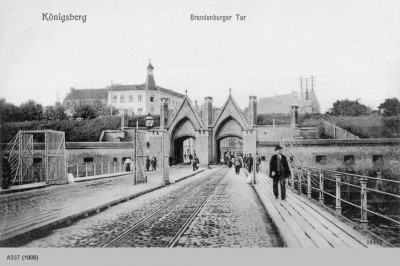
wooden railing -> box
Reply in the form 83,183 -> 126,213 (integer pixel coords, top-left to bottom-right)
322,120 -> 359,140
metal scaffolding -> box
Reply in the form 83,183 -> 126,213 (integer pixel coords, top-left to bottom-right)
4,130 -> 67,185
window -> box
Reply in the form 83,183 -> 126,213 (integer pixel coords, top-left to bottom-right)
113,158 -> 118,162
84,157 -> 93,163
128,95 -> 133,102
150,96 -> 154,102
373,155 -> 383,162
290,156 -> 295,162
146,141 -> 150,149
33,158 -> 42,164
316,155 -> 326,164
138,94 -> 142,102
261,156 -> 266,161
112,95 -> 117,103
138,108 -> 142,115
120,95 -> 125,103
344,155 -> 355,164
373,155 -> 383,166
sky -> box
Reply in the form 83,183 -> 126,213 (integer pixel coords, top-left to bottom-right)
0,0 -> 399,113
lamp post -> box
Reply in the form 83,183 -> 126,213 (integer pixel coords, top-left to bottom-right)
144,113 -> 154,129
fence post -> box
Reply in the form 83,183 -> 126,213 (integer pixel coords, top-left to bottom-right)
101,162 -> 103,175
113,162 -> 116,173
94,163 -> 96,176
298,168 -> 302,195
85,163 -> 88,177
333,124 -> 336,139
319,170 -> 324,205
108,162 -> 110,174
119,161 -> 121,172
335,173 -> 342,216
76,164 -> 79,178
360,178 -> 368,230
290,168 -> 294,188
307,170 -> 311,199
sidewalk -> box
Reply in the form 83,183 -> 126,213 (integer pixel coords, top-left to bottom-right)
0,164 -> 188,195
251,170 -> 381,247
0,166 -> 208,246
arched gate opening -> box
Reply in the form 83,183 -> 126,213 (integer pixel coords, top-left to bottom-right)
217,135 -> 243,165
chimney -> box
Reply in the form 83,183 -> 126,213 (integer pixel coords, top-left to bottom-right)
248,96 -> 257,126
160,98 -> 169,129
290,106 -> 299,127
204,96 -> 213,126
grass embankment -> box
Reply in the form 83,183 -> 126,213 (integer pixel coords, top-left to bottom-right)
1,115 -> 161,143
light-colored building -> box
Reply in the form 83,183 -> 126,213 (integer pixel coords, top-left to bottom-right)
258,88 -> 320,114
62,63 -> 185,116
107,63 -> 184,115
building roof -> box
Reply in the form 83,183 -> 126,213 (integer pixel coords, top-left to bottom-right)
109,84 -> 184,98
64,88 -> 108,101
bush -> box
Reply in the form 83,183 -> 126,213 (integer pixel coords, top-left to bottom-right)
300,114 -> 400,139
1,115 -> 163,143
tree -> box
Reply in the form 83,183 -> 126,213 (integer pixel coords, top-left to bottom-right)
378,98 -> 400,116
43,105 -> 69,120
92,100 -> 112,117
328,99 -> 371,116
19,100 -> 44,121
0,98 -> 21,122
73,103 -> 98,120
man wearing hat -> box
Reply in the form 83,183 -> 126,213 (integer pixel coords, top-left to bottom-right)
269,145 -> 291,200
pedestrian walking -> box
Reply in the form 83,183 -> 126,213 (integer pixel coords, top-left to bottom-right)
234,155 -> 241,175
256,153 -> 261,173
152,156 -> 157,171
269,145 -> 291,200
169,155 -> 173,167
192,156 -> 199,171
189,154 -> 193,163
145,156 -> 150,172
247,153 -> 253,173
124,157 -> 132,172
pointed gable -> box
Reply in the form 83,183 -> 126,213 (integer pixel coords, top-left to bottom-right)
212,95 -> 251,132
168,96 -> 205,133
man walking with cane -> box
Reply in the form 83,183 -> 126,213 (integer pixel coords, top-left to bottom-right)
269,145 -> 291,200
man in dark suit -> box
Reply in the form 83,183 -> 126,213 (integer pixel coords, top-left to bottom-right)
269,145 -> 291,200
247,153 -> 253,173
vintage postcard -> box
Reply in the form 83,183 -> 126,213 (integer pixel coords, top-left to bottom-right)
0,0 -> 399,265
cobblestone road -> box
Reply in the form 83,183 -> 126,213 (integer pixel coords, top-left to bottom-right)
21,168 -> 222,247
20,167 -> 283,248
175,168 -> 284,247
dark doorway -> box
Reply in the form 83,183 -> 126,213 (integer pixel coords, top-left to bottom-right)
172,136 -> 195,165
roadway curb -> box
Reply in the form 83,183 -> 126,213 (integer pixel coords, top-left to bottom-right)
0,168 -> 208,247
0,184 -> 50,195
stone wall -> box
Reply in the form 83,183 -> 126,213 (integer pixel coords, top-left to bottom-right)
257,139 -> 400,173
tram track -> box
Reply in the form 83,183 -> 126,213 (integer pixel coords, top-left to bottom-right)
103,167 -> 228,248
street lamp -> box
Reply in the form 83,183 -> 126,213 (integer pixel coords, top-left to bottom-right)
144,113 -> 154,129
